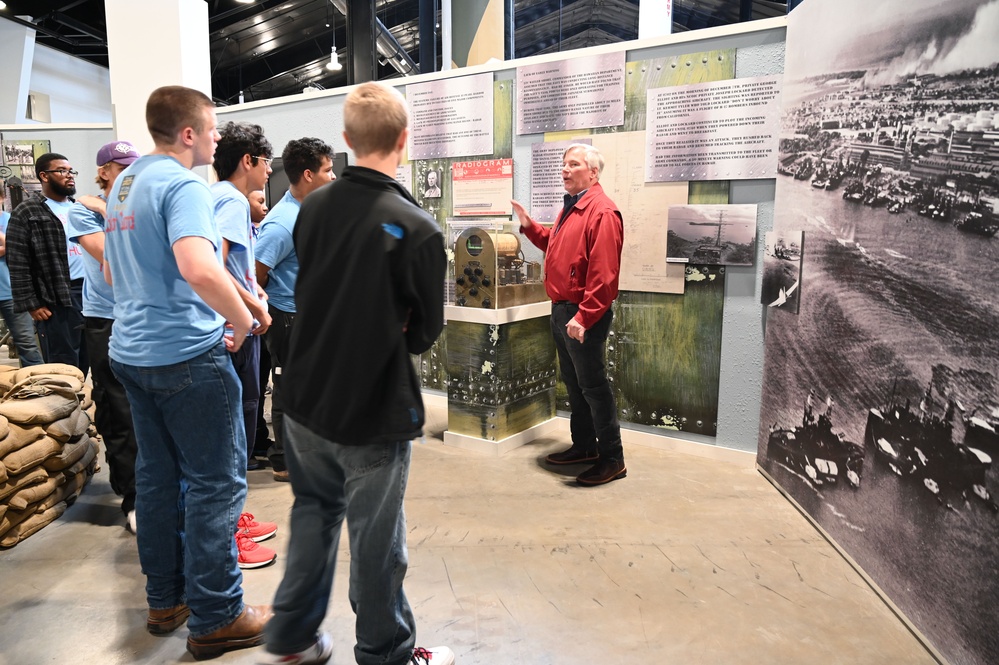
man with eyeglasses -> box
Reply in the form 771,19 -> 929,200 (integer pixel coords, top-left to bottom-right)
6,152 -> 89,373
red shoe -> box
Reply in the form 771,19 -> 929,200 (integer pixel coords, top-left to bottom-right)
237,512 -> 277,542
237,532 -> 277,569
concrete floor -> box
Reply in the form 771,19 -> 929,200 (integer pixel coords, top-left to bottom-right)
0,398 -> 936,665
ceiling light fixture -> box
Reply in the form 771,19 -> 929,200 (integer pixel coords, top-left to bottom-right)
326,2 -> 342,71
236,0 -> 255,5
0,2 -> 8,9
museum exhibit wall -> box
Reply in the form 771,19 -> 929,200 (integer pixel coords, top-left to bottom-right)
757,0 -> 999,663
217,20 -> 787,455
0,18 -> 786,456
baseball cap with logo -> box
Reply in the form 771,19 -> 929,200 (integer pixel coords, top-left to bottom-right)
96,141 -> 140,166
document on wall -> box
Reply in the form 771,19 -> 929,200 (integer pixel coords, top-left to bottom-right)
529,139 -> 592,223
590,131 -> 689,294
516,52 -> 625,135
646,75 -> 782,182
407,73 -> 494,159
451,159 -> 514,216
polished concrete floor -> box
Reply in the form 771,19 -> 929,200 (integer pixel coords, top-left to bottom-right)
0,398 -> 936,665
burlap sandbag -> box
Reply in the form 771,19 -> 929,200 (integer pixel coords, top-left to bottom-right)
0,460 -> 7,484
0,366 -> 19,394
0,376 -> 81,425
0,425 -> 46,458
37,469 -> 86,512
45,407 -> 91,443
2,435 -> 63,475
43,436 -> 91,472
0,500 -> 37,536
0,413 -> 9,440
6,475 -> 62,511
11,364 -> 85,385
0,503 -> 7,521
0,502 -> 67,548
63,437 -> 98,477
0,464 -> 48,502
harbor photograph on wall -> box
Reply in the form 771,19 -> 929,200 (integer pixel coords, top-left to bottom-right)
757,1 -> 999,664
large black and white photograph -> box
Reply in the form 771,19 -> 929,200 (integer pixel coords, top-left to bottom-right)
758,1 -> 999,664
665,203 -> 757,265
2,142 -> 35,165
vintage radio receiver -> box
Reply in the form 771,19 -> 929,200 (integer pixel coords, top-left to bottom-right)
453,227 -> 546,309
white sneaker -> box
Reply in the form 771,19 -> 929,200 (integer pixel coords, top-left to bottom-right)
269,632 -> 333,664
126,510 -> 137,535
411,646 -> 455,665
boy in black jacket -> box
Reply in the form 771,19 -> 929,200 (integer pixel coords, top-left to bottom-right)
264,82 -> 452,665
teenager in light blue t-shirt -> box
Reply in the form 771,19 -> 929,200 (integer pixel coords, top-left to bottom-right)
102,86 -> 270,657
253,137 -> 336,481
66,139 -> 142,532
210,120 -> 273,474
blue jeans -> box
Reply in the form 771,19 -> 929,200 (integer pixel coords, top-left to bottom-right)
265,416 -> 416,664
111,343 -> 247,637
0,299 -> 43,366
35,281 -> 88,376
551,302 -> 624,461
229,334 -> 260,463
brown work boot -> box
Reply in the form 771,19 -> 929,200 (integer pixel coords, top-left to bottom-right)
186,604 -> 272,660
147,603 -> 190,635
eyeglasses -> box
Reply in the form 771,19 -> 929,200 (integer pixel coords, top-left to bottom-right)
41,168 -> 78,177
252,156 -> 273,166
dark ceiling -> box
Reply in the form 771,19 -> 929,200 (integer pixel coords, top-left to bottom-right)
0,0 -> 787,105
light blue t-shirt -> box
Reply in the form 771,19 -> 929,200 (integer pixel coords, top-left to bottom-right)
211,180 -> 259,297
255,189 -> 300,313
104,154 -> 224,366
0,211 -> 12,301
66,197 -> 115,319
45,198 -> 86,280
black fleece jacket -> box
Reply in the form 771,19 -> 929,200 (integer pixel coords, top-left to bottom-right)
282,165 -> 446,445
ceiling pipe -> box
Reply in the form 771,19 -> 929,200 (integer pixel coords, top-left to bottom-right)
329,0 -> 417,76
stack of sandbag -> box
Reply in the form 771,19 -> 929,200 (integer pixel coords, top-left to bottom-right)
0,364 -> 99,548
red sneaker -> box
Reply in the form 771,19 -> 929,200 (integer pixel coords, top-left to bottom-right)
237,532 -> 277,569
237,512 -> 277,542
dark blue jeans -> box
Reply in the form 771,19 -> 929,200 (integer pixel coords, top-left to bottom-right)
265,305 -> 294,472
265,417 -> 416,664
0,298 -> 43,366
35,281 -> 88,376
111,343 -> 247,637
551,302 -> 623,461
229,333 -> 261,463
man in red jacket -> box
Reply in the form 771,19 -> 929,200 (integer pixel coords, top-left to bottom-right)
511,143 -> 626,486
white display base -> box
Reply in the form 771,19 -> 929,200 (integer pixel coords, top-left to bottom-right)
443,417 -> 559,456
444,300 -> 551,325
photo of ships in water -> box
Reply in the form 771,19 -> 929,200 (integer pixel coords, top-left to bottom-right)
757,1 -> 999,664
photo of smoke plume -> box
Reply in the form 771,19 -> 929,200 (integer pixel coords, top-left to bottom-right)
665,203 -> 757,266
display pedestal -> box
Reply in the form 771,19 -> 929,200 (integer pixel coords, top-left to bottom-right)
444,302 -> 556,454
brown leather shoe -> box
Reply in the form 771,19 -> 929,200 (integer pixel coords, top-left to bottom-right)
545,447 -> 599,465
147,604 -> 190,635
186,604 -> 273,660
273,470 -> 290,482
576,459 -> 627,486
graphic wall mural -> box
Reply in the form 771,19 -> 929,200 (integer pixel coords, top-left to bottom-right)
758,1 -> 999,663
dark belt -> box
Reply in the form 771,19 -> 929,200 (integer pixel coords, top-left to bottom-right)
70,278 -> 85,287
553,300 -> 577,306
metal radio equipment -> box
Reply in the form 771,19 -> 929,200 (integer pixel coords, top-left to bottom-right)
454,227 -> 545,308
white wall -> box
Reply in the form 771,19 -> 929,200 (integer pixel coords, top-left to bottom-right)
29,44 -> 113,124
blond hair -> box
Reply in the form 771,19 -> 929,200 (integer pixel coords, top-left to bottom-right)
344,82 -> 408,157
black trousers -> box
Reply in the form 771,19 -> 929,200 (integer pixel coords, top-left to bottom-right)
85,316 -> 137,514
265,305 -> 295,473
550,302 -> 624,461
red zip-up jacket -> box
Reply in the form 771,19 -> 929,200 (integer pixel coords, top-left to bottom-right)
521,182 -> 623,330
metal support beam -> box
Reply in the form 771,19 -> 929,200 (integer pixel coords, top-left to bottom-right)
740,0 -> 753,21
418,0 -> 436,74
504,0 -> 514,60
346,0 -> 378,84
